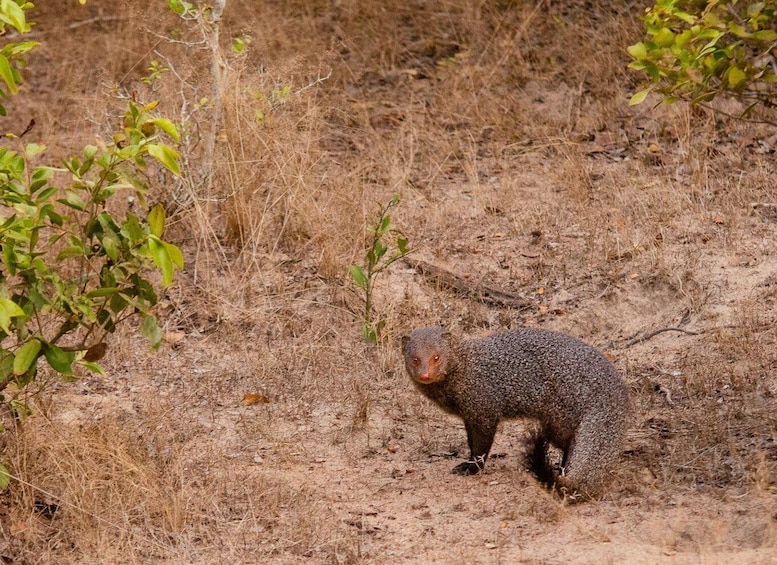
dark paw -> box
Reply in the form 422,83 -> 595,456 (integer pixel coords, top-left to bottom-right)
451,455 -> 486,475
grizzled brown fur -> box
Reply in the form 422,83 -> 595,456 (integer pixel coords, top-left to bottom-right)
402,326 -> 630,499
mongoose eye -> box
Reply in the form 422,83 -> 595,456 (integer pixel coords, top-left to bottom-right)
411,357 -> 421,366
432,354 -> 440,363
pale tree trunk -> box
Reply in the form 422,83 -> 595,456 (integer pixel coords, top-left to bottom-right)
203,0 -> 226,196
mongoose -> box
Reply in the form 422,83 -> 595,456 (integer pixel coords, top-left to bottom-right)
401,326 -> 629,498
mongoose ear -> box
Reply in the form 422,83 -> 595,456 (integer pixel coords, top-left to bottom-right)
440,331 -> 453,342
401,335 -> 410,351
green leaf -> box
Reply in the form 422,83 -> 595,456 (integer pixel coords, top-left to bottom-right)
0,298 -> 25,319
148,237 -> 174,287
77,360 -> 106,376
146,143 -> 181,176
116,292 -> 147,315
12,201 -> 37,216
6,41 -> 38,57
150,118 -> 180,142
43,343 -> 75,376
57,245 -> 87,260
751,30 -> 777,42
60,190 -> 86,211
349,265 -> 367,289
35,186 -> 57,202
653,27 -> 675,48
162,240 -> 184,269
374,240 -> 387,262
627,42 -> 648,60
96,309 -> 115,333
102,231 -> 120,261
96,211 -> 120,233
629,88 -> 652,105
86,287 -> 121,299
13,339 -> 41,376
24,143 -> 45,159
147,203 -> 165,237
140,315 -> 162,349
109,292 -> 129,313
0,351 -> 14,381
378,213 -> 392,234
691,91 -> 716,104
130,274 -> 158,305
81,144 -> 96,160
0,55 -> 18,94
40,204 -> 65,226
1,246 -> 14,278
728,24 -> 751,39
0,462 -> 9,489
1,0 -> 29,33
0,298 -> 25,334
726,65 -> 747,89
168,0 -> 186,15
397,237 -> 409,255
121,213 -> 145,244
675,10 -> 696,25
675,30 -> 692,49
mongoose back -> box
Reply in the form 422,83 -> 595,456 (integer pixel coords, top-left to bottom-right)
401,326 -> 630,498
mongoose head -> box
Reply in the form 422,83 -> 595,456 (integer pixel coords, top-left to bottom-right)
401,326 -> 455,385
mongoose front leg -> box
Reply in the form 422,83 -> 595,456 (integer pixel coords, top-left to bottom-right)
452,419 -> 498,475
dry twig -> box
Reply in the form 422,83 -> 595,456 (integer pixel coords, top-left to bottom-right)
623,327 -> 701,348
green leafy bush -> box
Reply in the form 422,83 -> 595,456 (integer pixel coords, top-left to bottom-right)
0,100 -> 184,398
0,1 -> 183,412
628,0 -> 777,115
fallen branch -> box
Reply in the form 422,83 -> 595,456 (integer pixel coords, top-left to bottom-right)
404,257 -> 531,309
623,327 -> 701,348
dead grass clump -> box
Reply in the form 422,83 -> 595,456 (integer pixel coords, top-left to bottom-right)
217,65 -> 330,251
2,417 -> 187,562
630,303 -> 777,493
0,411 -> 362,563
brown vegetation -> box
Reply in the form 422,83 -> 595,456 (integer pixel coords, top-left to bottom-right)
1,0 -> 776,563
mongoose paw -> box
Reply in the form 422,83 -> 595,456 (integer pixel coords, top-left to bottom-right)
451,455 -> 486,475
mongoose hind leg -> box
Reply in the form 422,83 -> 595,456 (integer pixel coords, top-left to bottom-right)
452,418 -> 498,475
525,429 -> 557,487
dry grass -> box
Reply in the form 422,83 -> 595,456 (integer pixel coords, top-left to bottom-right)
1,0 -> 776,562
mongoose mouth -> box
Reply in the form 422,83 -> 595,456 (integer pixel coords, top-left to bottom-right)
416,374 -> 437,384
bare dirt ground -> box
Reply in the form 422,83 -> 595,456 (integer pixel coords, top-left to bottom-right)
1,1 -> 776,563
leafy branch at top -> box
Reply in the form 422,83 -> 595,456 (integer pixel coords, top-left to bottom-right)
628,0 -> 777,121
0,0 -> 38,117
